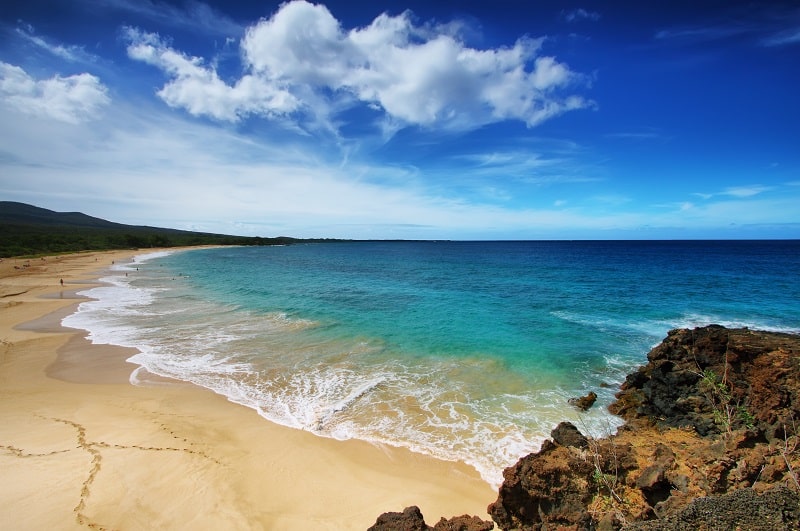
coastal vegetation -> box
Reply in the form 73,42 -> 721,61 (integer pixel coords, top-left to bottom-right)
0,201 -> 332,257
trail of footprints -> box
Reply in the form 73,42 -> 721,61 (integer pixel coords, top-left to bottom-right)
0,444 -> 71,458
1,416 -> 222,529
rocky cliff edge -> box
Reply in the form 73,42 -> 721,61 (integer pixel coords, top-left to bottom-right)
370,325 -> 800,530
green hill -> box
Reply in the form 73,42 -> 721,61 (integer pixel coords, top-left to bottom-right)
0,201 -> 299,257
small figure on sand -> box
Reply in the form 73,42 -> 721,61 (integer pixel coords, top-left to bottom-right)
60,278 -> 64,286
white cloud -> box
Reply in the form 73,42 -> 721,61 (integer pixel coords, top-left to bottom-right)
562,9 -> 601,23
0,62 -> 109,123
606,129 -> 663,141
128,0 -> 591,131
694,185 -> 772,200
89,0 -> 242,37
654,25 -> 746,42
654,5 -> 800,49
123,27 -> 299,121
242,1 -> 351,86
722,185 -> 771,197
762,28 -> 800,47
15,23 -> 96,63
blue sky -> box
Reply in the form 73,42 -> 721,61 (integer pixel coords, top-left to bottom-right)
1,0 -> 798,239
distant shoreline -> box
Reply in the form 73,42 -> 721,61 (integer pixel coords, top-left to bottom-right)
4,201 -> 798,259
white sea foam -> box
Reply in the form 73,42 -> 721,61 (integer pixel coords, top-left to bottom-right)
129,250 -> 176,264
552,309 -> 800,340
668,313 -> 800,334
123,331 -> 571,486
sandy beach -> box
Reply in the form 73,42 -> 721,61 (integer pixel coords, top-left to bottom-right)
0,249 -> 494,530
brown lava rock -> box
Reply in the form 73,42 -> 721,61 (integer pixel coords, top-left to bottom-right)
368,507 -> 494,531
487,326 -> 800,530
372,326 -> 800,531
569,391 -> 598,411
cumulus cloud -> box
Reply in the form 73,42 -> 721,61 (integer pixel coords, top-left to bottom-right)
123,27 -> 299,121
127,0 -> 590,131
0,62 -> 109,123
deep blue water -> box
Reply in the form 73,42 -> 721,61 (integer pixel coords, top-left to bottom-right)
64,240 -> 800,486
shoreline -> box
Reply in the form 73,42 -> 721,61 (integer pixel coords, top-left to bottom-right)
0,248 -> 494,530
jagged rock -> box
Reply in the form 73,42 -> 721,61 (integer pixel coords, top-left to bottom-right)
551,421 -> 589,449
487,437 -> 596,530
569,391 -> 598,411
368,506 -> 430,531
488,326 -> 800,530
432,514 -> 494,530
487,430 -> 643,529
635,444 -> 675,510
368,508 -> 494,531
609,326 -> 800,438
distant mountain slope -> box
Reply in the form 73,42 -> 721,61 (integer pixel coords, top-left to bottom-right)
0,201 -> 301,257
0,201 -> 131,229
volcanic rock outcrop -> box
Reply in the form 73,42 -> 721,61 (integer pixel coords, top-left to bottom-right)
488,326 -> 800,530
372,326 -> 800,530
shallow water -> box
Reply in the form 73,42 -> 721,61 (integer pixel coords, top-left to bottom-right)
63,240 -> 800,486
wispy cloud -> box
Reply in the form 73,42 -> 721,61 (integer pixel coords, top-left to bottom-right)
694,185 -> 773,200
460,151 -> 555,170
454,149 -> 599,185
562,9 -> 601,23
124,0 -> 592,134
83,0 -> 242,37
445,143 -> 604,199
722,185 -> 772,198
15,23 -> 97,63
654,5 -> 800,49
0,95 -> 644,239
0,98 -> 595,238
654,24 -> 749,43
4,90 -> 797,239
590,194 -> 632,207
605,128 -> 664,141
761,27 -> 800,47
0,62 -> 110,123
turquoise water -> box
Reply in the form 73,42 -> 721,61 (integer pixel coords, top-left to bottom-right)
64,241 -> 800,486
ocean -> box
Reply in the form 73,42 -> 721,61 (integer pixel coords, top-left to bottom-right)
63,240 -> 800,486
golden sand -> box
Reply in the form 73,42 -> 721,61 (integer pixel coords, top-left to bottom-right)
0,249 -> 494,530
